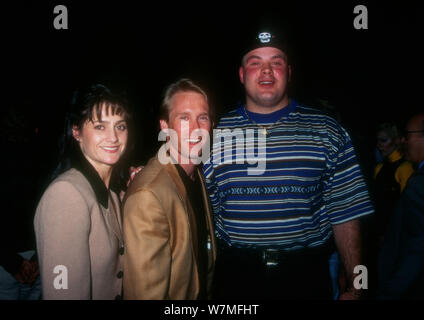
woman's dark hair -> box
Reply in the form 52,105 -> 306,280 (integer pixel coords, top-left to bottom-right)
51,84 -> 133,189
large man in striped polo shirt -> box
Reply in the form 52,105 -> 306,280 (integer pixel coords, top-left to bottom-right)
203,29 -> 373,299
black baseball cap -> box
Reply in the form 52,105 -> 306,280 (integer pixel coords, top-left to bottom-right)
240,29 -> 291,62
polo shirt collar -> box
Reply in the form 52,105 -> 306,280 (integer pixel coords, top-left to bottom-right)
240,98 -> 297,124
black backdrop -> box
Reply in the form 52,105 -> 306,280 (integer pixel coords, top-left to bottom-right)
2,1 -> 422,184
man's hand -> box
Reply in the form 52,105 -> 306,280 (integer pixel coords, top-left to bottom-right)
14,259 -> 39,285
339,287 -> 362,300
120,166 -> 145,201
127,166 -> 144,187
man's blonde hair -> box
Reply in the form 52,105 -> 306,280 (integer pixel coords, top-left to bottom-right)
159,78 -> 212,121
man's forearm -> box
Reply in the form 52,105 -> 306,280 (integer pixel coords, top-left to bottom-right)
332,219 -> 362,292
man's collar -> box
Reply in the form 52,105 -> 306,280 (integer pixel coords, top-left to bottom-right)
167,149 -> 198,179
175,163 -> 199,186
240,98 -> 297,123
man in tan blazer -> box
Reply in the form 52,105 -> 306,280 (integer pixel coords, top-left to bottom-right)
123,79 -> 216,299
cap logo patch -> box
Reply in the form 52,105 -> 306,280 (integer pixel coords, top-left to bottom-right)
258,32 -> 271,43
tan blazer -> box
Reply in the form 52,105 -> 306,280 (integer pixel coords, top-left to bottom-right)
34,168 -> 124,300
122,154 -> 216,300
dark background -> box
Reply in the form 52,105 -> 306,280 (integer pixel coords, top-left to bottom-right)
2,1 -> 422,187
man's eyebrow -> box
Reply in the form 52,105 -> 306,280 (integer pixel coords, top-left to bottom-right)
245,54 -> 286,64
245,55 -> 262,63
271,54 -> 286,60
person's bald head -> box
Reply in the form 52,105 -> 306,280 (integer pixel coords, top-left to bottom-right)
404,113 -> 424,165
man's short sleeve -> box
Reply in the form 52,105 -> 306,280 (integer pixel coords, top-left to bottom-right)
324,126 -> 374,224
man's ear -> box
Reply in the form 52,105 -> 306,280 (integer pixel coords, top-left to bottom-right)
239,66 -> 245,84
159,119 -> 169,130
72,125 -> 81,142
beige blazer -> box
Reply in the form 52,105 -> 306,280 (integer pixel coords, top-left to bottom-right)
34,168 -> 124,299
122,154 -> 216,300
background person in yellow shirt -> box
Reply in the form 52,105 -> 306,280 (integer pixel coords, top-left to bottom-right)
374,123 -> 414,196
366,122 -> 414,297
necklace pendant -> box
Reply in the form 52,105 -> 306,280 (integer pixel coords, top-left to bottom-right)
263,128 -> 267,136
